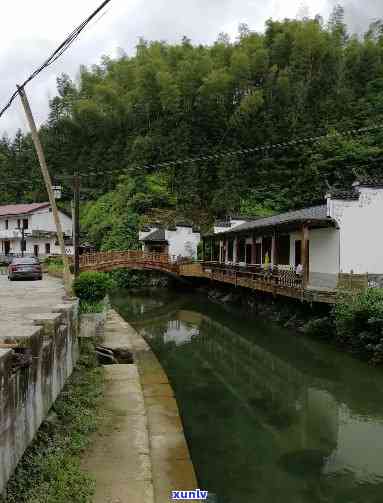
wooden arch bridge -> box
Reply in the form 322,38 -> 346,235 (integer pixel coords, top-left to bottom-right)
79,250 -> 337,304
79,251 -> 180,276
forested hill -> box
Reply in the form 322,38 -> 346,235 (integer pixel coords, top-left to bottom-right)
2,7 -> 383,249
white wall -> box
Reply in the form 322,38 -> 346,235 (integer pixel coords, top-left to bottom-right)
340,188 -> 383,274
289,228 -> 339,274
30,208 -> 72,236
309,228 -> 340,274
165,226 -> 200,259
0,237 -> 73,257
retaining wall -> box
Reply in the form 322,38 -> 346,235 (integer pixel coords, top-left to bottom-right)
0,299 -> 79,495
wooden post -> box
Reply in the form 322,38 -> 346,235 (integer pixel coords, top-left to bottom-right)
272,232 -> 278,267
18,86 -> 72,296
301,224 -> 310,287
252,234 -> 256,264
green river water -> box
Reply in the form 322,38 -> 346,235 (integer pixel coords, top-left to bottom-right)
111,288 -> 383,503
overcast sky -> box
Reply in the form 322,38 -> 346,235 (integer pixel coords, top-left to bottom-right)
1,0 -> 382,137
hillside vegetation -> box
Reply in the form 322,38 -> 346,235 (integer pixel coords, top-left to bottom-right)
2,6 -> 383,249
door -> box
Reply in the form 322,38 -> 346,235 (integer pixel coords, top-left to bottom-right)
34,245 -> 39,257
4,241 -> 10,255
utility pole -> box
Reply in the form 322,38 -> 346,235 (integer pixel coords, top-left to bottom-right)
18,86 -> 72,296
73,175 -> 80,277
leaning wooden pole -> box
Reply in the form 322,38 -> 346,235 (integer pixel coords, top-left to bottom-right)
18,85 -> 72,296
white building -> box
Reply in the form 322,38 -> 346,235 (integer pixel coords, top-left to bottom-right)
205,179 -> 383,289
0,202 -> 73,259
139,224 -> 201,260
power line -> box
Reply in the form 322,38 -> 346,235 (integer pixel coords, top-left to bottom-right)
142,121 -> 383,170
0,0 -> 113,120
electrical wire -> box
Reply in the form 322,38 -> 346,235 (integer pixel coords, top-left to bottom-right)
0,0 -> 113,120
141,122 -> 383,170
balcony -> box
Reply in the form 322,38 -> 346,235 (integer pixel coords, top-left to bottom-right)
0,229 -> 31,239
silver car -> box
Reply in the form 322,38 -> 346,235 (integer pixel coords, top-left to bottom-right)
8,257 -> 43,281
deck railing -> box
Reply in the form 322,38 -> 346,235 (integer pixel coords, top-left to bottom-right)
202,262 -> 303,289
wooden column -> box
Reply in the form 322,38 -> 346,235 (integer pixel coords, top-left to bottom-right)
252,234 -> 256,264
301,224 -> 310,287
272,232 -> 278,266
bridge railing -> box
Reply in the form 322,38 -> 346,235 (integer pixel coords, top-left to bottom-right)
79,250 -> 176,270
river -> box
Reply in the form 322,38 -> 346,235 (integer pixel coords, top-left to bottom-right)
111,288 -> 383,503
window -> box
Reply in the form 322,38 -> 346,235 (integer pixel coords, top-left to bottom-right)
17,219 -> 21,229
23,219 -> 28,229
45,243 -> 51,255
5,220 -> 8,230
20,240 -> 26,252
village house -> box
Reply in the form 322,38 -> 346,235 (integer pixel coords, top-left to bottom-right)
139,224 -> 200,260
202,179 -> 383,291
0,202 -> 73,259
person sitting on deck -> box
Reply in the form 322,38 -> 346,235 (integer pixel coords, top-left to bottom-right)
263,252 -> 271,277
296,263 -> 303,276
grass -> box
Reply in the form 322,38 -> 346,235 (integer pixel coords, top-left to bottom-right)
79,300 -> 105,314
1,340 -> 104,503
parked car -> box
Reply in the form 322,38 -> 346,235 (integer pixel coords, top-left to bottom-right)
8,257 -> 43,281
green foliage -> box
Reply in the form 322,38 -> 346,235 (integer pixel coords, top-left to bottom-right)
109,268 -> 168,288
73,272 -> 115,302
3,12 -> 383,230
1,340 -> 104,503
334,289 -> 383,363
79,301 -> 105,314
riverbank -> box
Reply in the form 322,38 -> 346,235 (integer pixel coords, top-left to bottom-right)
82,309 -> 199,502
202,282 -> 383,365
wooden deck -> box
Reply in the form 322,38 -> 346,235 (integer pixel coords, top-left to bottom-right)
180,261 -> 337,304
79,251 -> 337,304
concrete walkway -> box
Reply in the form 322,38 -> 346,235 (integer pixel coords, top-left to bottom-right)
0,275 -> 66,339
82,310 -> 199,503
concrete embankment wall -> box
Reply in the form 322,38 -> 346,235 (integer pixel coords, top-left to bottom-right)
0,299 -> 79,495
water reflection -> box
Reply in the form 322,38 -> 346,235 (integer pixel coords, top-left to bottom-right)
112,290 -> 383,503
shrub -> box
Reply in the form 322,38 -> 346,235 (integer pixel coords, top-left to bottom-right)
303,317 -> 335,339
73,272 -> 114,302
334,288 -> 383,362
79,301 -> 104,314
109,268 -> 168,289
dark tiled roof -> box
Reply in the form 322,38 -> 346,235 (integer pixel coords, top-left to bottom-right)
355,176 -> 383,188
219,205 -> 330,235
329,188 -> 359,200
0,202 -> 50,217
140,228 -> 167,242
